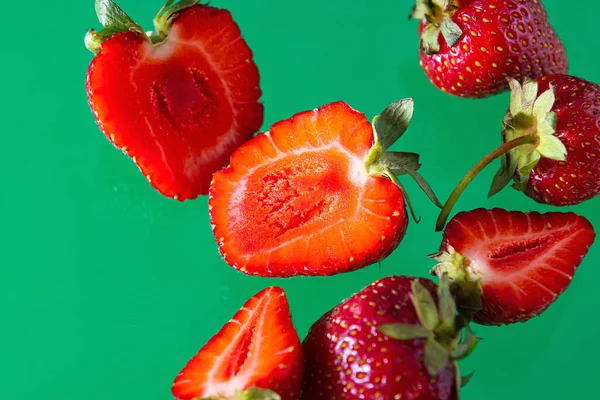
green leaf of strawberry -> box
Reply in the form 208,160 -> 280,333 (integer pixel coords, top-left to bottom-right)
95,0 -> 140,31
85,0 -> 144,53
373,98 -> 414,150
378,323 -> 430,340
154,0 -> 200,40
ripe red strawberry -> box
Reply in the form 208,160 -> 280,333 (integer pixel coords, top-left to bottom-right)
172,286 -> 303,400
493,74 -> 600,205
301,275 -> 478,399
431,208 -> 596,325
411,0 -> 568,98
436,75 -> 600,230
85,0 -> 263,200
209,99 -> 442,277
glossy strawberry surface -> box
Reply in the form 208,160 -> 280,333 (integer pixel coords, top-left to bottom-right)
521,75 -> 600,205
416,0 -> 567,98
301,276 -> 457,400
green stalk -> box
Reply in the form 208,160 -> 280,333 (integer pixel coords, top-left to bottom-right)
435,134 -> 539,231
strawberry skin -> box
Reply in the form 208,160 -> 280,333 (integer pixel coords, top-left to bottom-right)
86,3 -> 263,200
209,101 -> 411,278
517,75 -> 600,205
412,0 -> 568,98
301,276 -> 458,400
172,286 -> 303,400
433,208 -> 596,325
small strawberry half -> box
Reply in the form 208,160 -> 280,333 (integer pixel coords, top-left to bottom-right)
172,287 -> 303,400
436,75 -> 600,230
301,275 -> 479,399
410,0 -> 568,98
85,0 -> 263,200
431,208 -> 596,325
209,99 -> 441,277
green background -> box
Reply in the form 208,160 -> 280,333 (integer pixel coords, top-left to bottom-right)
2,0 -> 598,398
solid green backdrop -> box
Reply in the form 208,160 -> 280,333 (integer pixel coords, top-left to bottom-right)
1,0 -> 598,398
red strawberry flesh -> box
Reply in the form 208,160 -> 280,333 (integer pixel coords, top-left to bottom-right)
87,4 -> 263,200
209,101 -> 408,277
434,208 -> 596,325
172,287 -> 303,400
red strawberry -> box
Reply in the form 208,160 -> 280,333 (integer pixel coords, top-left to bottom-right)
172,286 -> 303,400
85,0 -> 263,200
493,75 -> 600,205
431,208 -> 596,325
436,75 -> 600,230
209,99 -> 441,277
411,0 -> 568,98
301,275 -> 478,399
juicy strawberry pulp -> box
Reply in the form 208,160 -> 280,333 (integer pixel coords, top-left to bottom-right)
87,5 -> 263,200
172,287 -> 303,400
437,208 -> 596,325
522,75 -> 600,205
301,276 -> 457,400
419,0 -> 567,98
209,102 -> 408,277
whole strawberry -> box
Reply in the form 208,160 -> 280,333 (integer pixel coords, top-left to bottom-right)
411,0 -> 568,98
492,75 -> 600,205
301,275 -> 478,399
436,75 -> 600,230
431,208 -> 596,325
85,0 -> 263,200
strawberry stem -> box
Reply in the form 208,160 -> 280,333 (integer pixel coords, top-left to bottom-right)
435,134 -> 539,231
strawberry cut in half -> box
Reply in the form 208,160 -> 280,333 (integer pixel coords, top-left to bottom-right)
431,208 -> 596,325
209,100 -> 442,277
172,286 -> 303,400
85,0 -> 263,200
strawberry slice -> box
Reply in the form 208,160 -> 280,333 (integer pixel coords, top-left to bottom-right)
85,0 -> 263,200
431,208 -> 596,325
209,100 -> 441,277
172,287 -> 303,400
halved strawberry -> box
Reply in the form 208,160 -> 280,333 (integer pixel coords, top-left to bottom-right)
85,0 -> 263,200
431,208 -> 596,325
171,287 -> 303,400
209,100 -> 441,277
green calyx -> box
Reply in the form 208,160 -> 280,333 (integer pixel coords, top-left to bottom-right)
154,0 -> 200,41
489,78 -> 567,196
410,0 -> 463,55
85,0 -> 200,54
365,99 -> 443,222
198,388 -> 281,400
434,77 -> 567,232
378,274 -> 480,383
429,249 -> 483,316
